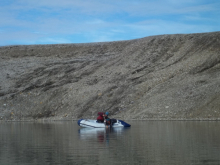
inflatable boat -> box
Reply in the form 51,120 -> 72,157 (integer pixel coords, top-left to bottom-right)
77,119 -> 131,128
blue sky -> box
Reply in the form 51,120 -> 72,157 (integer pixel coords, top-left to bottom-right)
0,0 -> 219,46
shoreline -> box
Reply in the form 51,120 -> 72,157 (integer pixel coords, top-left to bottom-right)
1,118 -> 220,122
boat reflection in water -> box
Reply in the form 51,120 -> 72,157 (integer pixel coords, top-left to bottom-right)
78,127 -> 130,144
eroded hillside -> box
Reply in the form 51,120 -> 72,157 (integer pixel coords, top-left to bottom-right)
0,32 -> 220,120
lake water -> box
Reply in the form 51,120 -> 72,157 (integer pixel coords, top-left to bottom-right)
0,121 -> 220,165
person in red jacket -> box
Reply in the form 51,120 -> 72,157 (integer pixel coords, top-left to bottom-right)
97,112 -> 104,123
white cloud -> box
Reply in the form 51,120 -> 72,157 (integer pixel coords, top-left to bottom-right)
123,19 -> 217,37
110,29 -> 126,33
3,0 -> 218,18
38,37 -> 72,44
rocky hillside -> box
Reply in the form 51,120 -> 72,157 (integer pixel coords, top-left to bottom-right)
0,32 -> 220,120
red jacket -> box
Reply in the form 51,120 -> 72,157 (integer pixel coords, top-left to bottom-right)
97,112 -> 104,122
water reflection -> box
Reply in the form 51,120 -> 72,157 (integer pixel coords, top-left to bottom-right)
78,127 -> 129,144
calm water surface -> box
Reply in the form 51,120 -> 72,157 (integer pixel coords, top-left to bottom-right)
0,121 -> 220,165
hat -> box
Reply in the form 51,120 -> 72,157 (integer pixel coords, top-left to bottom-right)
105,112 -> 109,116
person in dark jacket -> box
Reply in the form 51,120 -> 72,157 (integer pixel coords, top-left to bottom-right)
104,112 -> 111,126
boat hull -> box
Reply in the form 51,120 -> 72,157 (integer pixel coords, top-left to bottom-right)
77,119 -> 131,128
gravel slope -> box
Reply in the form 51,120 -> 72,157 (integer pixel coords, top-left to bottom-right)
0,32 -> 220,120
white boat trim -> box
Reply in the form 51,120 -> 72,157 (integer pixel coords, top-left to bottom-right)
77,119 -> 131,128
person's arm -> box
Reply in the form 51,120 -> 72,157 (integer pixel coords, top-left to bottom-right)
103,114 -> 108,127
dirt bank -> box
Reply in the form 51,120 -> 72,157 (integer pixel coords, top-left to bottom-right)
0,32 -> 220,120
